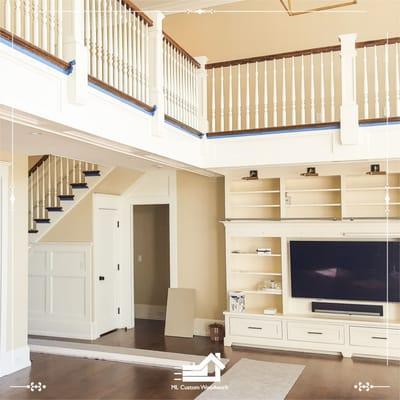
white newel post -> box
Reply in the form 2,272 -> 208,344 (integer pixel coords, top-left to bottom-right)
63,0 -> 88,104
339,33 -> 359,144
195,56 -> 209,134
148,12 -> 165,137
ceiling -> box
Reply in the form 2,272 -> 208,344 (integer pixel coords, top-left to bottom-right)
135,0 -> 244,13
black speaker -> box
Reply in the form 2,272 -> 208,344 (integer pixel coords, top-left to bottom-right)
311,302 -> 383,317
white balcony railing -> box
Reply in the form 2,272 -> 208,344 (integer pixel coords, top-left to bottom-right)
0,1 -> 399,138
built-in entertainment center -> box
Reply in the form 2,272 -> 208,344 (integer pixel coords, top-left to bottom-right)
223,162 -> 400,359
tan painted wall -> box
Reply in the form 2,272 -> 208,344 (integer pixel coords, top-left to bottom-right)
42,168 -> 142,242
165,0 -> 400,63
176,171 -> 226,320
134,205 -> 170,306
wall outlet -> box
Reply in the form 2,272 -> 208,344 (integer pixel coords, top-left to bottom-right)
137,255 -> 143,263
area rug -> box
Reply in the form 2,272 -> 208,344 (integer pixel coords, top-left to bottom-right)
196,358 -> 304,400
29,338 -> 228,370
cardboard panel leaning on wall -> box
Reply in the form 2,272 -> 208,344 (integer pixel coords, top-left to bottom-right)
176,171 -> 226,321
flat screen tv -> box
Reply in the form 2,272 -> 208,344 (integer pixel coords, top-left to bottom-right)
290,241 -> 400,302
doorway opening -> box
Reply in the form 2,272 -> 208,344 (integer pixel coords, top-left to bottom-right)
133,204 -> 170,330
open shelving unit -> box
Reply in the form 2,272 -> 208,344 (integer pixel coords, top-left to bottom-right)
227,178 -> 281,219
228,236 -> 283,314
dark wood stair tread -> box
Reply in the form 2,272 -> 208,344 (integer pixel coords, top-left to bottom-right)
83,170 -> 101,177
34,218 -> 50,223
46,207 -> 63,212
70,183 -> 88,189
58,194 -> 74,201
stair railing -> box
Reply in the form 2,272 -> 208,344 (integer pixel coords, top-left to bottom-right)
28,155 -> 97,232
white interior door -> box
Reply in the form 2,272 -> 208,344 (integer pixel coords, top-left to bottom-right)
94,195 -> 119,336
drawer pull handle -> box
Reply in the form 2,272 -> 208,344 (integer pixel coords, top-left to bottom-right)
248,326 -> 262,330
371,336 -> 387,340
307,331 -> 323,335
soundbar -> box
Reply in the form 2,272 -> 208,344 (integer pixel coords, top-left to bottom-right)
311,302 -> 383,317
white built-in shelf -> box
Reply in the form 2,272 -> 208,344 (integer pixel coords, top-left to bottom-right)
347,202 -> 400,206
285,188 -> 341,193
231,252 -> 281,257
286,203 -> 341,207
346,186 -> 400,192
242,289 -> 283,295
230,190 -> 280,194
233,204 -> 280,208
232,271 -> 282,276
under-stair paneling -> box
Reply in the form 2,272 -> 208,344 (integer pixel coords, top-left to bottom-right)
28,243 -> 94,339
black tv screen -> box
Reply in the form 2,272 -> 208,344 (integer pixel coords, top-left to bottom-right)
290,241 -> 400,302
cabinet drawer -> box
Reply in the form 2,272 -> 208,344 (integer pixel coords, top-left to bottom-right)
287,322 -> 344,344
230,317 -> 282,339
350,326 -> 400,349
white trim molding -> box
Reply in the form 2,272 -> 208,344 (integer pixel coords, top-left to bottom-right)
0,346 -> 31,377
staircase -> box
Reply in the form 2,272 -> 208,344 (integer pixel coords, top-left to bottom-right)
28,155 -> 110,242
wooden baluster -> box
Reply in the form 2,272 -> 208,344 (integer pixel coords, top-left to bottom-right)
301,55 -> 305,124
60,157 -> 64,195
246,63 -> 250,129
24,0 -> 31,42
127,11 -> 133,96
84,0 -> 89,66
237,64 -> 241,130
123,6 -> 128,93
132,12 -> 137,98
41,0 -> 48,52
141,20 -> 146,102
211,67 -> 216,132
96,0 -> 103,81
320,53 -> 326,122
330,51 -> 335,121
136,17 -> 141,98
4,0 -> 11,31
107,0 -> 113,86
113,1 -> 119,89
33,0 -> 39,46
220,67 -> 224,131
65,158 -> 70,194
291,56 -> 296,125
165,41 -> 169,115
56,0 -> 62,58
54,155 -> 58,206
396,43 -> 400,117
90,0 -> 96,77
49,0 -> 56,55
374,45 -> 379,118
228,65 -> 233,131
384,41 -> 390,118
177,51 -> 181,122
42,162 -> 45,217
310,53 -> 315,123
363,46 -> 369,119
29,176 -> 33,230
171,45 -> 176,119
264,61 -> 268,127
15,0 -> 22,37
255,61 -> 259,129
145,23 -> 150,103
102,0 -> 108,84
35,168 -> 39,218
282,58 -> 287,126
48,156 -> 51,207
273,59 -> 277,127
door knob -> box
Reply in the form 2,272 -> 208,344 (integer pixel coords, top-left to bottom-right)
99,276 -> 105,281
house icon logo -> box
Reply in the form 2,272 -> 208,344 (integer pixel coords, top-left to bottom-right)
174,353 -> 225,383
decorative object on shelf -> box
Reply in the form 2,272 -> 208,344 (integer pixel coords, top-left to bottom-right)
280,0 -> 357,16
209,323 -> 225,342
301,167 -> 318,177
242,170 -> 258,180
263,308 -> 277,315
256,247 -> 272,255
367,164 -> 386,175
231,250 -> 241,254
229,291 -> 245,312
258,279 -> 281,291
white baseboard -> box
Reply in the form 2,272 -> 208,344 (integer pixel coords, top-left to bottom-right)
29,318 -> 96,340
0,346 -> 31,377
135,304 -> 166,321
194,318 -> 224,337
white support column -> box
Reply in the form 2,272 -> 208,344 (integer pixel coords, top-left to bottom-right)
63,0 -> 88,104
148,12 -> 165,137
195,56 -> 209,134
339,33 -> 359,145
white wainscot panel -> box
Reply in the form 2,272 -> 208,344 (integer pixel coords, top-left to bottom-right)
28,243 -> 94,339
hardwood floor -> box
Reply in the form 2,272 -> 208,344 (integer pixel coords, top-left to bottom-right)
0,319 -> 398,399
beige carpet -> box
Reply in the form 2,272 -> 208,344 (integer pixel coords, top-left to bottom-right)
196,358 -> 304,400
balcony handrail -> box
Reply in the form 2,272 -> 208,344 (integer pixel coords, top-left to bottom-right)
356,36 -> 400,48
163,32 -> 201,68
119,0 -> 154,26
